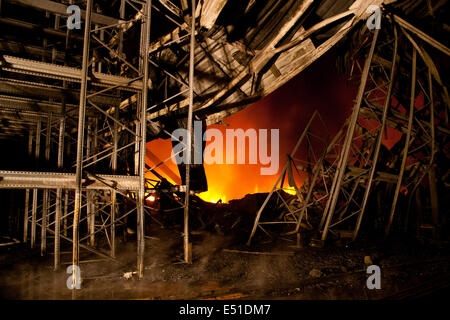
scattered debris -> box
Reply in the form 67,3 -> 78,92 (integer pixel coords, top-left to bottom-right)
364,256 -> 373,265
309,269 -> 323,278
127,228 -> 136,235
0,236 -> 20,247
123,271 -> 137,280
144,236 -> 160,240
310,238 -> 325,248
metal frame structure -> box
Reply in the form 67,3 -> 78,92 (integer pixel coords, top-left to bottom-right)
248,13 -> 450,245
320,15 -> 449,242
0,0 -> 448,290
247,110 -> 333,245
0,0 -> 198,285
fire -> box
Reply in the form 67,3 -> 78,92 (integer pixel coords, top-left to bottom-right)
283,186 -> 297,195
197,191 -> 227,204
144,106 -> 307,203
145,107 -> 285,203
125,192 -> 155,203
144,53 -> 359,203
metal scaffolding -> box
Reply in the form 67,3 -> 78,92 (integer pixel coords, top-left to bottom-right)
248,13 -> 450,245
0,0 -> 448,288
0,0 -> 198,285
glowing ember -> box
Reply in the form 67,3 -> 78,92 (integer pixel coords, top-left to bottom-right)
198,192 -> 227,204
283,186 -> 297,196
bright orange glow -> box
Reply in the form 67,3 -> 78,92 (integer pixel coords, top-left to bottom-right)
145,139 -> 181,186
126,192 -> 156,203
197,192 -> 226,203
145,112 -> 304,203
145,53 -> 358,203
283,186 -> 297,195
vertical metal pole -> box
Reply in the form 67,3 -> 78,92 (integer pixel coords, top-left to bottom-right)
183,0 -> 195,264
63,190 -> 68,237
24,129 -> 33,242
54,114 -> 65,270
72,0 -> 92,289
98,29 -> 104,72
110,0 -> 125,259
137,0 -> 152,279
61,2 -> 71,242
134,122 -> 140,176
111,106 -> 119,258
321,30 -> 379,241
42,10 -> 49,62
86,122 -> 95,246
353,28 -> 398,240
50,11 -> 64,270
41,116 -> 51,256
53,15 -> 59,64
31,121 -> 41,249
92,119 -> 98,245
385,47 -> 416,236
31,190 -> 37,248
86,123 -> 92,245
118,0 -> 125,58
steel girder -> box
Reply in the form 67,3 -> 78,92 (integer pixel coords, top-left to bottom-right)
0,170 -> 140,190
1,55 -> 143,90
